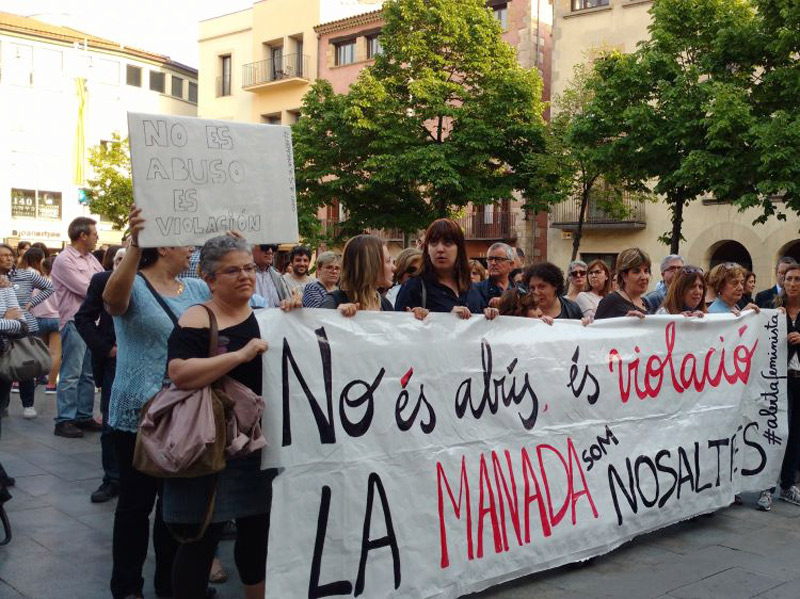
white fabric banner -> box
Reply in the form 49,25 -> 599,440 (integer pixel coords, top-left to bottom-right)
256,309 -> 787,599
127,112 -> 299,247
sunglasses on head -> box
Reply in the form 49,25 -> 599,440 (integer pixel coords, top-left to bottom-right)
515,283 -> 529,296
681,266 -> 704,275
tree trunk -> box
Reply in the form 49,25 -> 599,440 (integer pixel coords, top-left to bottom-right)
571,188 -> 591,261
669,196 -> 684,255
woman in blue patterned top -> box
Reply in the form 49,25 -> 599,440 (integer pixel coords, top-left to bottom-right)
0,244 -> 53,419
102,207 -> 210,599
302,251 -> 340,307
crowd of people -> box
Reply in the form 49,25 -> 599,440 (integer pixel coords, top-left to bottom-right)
0,212 -> 797,597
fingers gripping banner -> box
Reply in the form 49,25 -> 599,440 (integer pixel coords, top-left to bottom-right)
256,310 -> 787,599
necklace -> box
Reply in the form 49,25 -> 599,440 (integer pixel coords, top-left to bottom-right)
175,279 -> 185,295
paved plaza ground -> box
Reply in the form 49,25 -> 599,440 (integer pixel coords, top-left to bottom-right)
1,389 -> 799,599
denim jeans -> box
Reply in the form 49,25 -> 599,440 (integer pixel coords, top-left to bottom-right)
55,321 -> 95,423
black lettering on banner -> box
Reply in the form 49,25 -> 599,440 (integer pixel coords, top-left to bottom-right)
742,421 -> 767,476
581,426 -> 619,471
282,327 -> 335,446
655,449 -> 677,507
707,438 -> 729,487
340,369 -> 384,438
454,339 -> 539,430
395,379 -> 437,434
355,473 -> 401,596
608,460 -> 638,526
309,486 -> 353,598
567,346 -> 600,405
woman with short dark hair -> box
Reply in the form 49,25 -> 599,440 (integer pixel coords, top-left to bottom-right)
522,262 -> 582,320
594,248 -> 652,319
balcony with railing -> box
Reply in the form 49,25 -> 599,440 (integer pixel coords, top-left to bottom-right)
319,220 -> 404,243
456,210 -> 517,241
242,54 -> 310,91
550,195 -> 646,230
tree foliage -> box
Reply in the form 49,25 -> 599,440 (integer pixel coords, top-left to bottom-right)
86,133 -> 133,230
293,0 -> 551,239
575,0 -> 759,253
545,60 -> 649,260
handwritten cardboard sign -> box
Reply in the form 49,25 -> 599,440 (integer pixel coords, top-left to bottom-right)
127,112 -> 299,247
257,309 -> 787,599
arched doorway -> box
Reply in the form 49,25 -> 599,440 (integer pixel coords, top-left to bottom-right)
709,240 -> 752,272
779,240 -> 800,263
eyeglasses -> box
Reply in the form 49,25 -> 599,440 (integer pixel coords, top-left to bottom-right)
486,257 -> 511,263
215,263 -> 258,277
663,264 -> 683,273
569,270 -> 587,278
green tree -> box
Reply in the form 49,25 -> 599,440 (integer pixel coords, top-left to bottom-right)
293,0 -> 551,239
86,133 -> 133,230
545,61 -> 647,260
576,0 -> 758,254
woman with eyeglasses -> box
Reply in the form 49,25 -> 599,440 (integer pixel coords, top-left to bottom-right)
321,234 -> 396,315
594,248 -> 653,320
302,252 -> 341,308
522,262 -> 582,321
575,260 -> 612,319
565,260 -> 588,302
165,235 -> 291,599
706,263 -> 759,315
656,266 -> 706,317
387,248 -> 423,307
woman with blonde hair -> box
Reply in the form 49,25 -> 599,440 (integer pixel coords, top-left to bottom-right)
575,259 -> 612,319
386,248 -> 422,307
302,251 -> 341,308
595,248 -> 652,319
469,260 -> 487,283
320,234 -> 395,314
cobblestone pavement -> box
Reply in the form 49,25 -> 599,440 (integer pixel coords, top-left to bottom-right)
1,389 -> 799,599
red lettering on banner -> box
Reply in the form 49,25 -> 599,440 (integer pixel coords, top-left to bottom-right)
608,322 -> 758,403
438,439 -> 598,569
477,455 -> 502,558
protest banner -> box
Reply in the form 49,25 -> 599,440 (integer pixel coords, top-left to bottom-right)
256,309 -> 787,599
127,112 -> 299,247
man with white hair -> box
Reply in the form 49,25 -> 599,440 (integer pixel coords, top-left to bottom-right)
644,254 -> 684,311
467,242 -> 515,312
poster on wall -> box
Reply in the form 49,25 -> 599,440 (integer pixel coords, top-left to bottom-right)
256,309 -> 787,599
127,112 -> 299,247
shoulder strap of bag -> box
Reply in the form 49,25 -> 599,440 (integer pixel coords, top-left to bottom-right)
196,304 -> 219,358
138,273 -> 179,327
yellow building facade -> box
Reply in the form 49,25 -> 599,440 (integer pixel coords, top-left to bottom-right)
548,0 -> 800,288
198,0 -> 384,126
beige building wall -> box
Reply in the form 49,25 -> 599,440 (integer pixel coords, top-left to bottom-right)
0,14 -> 197,248
199,0 -> 385,126
548,0 -> 800,289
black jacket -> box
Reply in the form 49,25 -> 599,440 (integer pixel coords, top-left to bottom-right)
755,286 -> 778,309
74,270 -> 116,388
